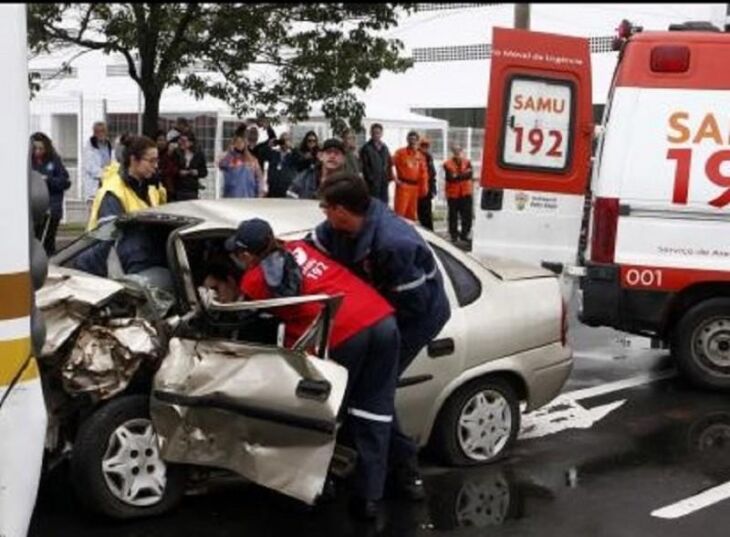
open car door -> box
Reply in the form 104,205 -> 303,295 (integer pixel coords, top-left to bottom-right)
473,27 -> 594,295
150,232 -> 348,505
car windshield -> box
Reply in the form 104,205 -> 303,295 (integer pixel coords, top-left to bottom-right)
51,219 -> 119,268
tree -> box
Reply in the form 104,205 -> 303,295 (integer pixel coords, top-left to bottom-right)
28,3 -> 414,135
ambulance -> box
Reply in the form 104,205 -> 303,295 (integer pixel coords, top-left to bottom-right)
0,4 -> 48,537
473,22 -> 730,390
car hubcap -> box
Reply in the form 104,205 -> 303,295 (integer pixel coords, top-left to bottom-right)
102,418 -> 167,507
692,317 -> 730,371
457,390 -> 512,461
455,476 -> 511,527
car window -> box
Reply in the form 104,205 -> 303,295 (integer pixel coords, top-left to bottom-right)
429,242 -> 481,307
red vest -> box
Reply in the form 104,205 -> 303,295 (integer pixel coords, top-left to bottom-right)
240,240 -> 394,349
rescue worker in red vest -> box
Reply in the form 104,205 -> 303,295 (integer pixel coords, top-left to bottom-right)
392,131 -> 428,221
224,218 -> 400,521
443,143 -> 474,243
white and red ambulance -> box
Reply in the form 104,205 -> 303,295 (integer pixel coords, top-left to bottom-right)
473,23 -> 730,390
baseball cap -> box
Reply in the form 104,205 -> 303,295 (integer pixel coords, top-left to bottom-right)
224,218 -> 274,255
321,138 -> 346,153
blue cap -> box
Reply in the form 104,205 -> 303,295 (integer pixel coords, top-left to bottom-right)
224,218 -> 274,255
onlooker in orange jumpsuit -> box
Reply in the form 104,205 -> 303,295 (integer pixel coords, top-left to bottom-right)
392,131 -> 428,221
443,143 -> 474,243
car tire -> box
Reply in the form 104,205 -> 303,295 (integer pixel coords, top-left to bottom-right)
672,298 -> 730,391
431,377 -> 520,466
71,394 -> 186,519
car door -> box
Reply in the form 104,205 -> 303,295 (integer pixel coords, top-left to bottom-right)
472,27 -> 594,299
150,230 -> 349,505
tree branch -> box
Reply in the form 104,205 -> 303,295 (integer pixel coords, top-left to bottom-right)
157,3 -> 198,82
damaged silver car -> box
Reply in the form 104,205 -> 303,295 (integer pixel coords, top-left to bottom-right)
42,199 -> 573,520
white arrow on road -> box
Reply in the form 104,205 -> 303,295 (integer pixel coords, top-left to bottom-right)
518,369 -> 676,440
519,395 -> 625,440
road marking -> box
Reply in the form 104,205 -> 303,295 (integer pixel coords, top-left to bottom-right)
519,369 -> 676,440
519,398 -> 625,440
562,369 -> 677,401
651,481 -> 730,519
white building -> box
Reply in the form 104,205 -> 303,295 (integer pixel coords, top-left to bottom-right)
28,3 -> 727,222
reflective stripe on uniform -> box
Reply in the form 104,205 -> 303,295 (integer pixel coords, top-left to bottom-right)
348,407 -> 393,423
392,267 -> 437,293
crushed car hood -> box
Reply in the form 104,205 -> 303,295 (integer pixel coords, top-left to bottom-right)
151,338 -> 348,505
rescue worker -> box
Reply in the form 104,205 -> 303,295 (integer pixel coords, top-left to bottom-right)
443,143 -> 474,243
313,173 -> 451,502
75,136 -> 168,278
225,218 -> 400,520
360,123 -> 394,204
392,131 -> 428,221
417,138 -> 437,231
287,138 -> 346,199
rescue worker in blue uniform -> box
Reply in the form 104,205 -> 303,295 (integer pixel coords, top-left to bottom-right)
311,172 -> 452,501
225,218 -> 401,520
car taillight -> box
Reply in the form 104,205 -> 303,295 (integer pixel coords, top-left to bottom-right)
561,298 -> 568,347
590,197 -> 619,264
651,45 -> 690,73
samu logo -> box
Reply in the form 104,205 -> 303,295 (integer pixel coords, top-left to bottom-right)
515,191 -> 530,211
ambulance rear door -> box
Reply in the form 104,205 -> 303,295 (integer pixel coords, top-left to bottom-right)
473,27 -> 594,290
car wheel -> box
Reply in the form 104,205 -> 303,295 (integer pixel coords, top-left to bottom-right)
432,377 -> 520,466
672,298 -> 730,390
71,394 -> 186,519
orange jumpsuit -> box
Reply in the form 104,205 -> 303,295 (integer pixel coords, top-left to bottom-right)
392,147 -> 428,221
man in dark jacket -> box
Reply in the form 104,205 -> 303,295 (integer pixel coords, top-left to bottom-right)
173,132 -> 208,201
417,139 -> 437,231
287,138 -> 346,199
259,131 -> 298,198
312,173 -> 451,502
359,123 -> 393,204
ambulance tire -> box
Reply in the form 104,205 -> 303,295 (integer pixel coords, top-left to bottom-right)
71,395 -> 187,519
431,376 -> 520,466
673,298 -> 730,391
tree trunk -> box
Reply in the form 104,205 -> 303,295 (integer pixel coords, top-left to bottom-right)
142,89 -> 161,138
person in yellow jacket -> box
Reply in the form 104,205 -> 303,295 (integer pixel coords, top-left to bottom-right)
76,136 -> 168,277
443,144 -> 474,243
87,136 -> 166,230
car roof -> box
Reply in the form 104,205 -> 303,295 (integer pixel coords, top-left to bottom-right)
137,198 -> 325,235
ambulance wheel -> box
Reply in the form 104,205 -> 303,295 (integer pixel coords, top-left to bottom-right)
432,377 -> 520,466
673,298 -> 730,391
71,395 -> 186,519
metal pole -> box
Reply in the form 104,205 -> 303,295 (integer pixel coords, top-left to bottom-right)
515,3 -> 530,30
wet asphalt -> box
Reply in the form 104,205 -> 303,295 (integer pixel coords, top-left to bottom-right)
28,305 -> 730,537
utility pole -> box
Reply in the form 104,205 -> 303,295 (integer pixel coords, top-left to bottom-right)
515,3 -> 530,30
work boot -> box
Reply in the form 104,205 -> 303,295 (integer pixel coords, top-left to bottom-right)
388,464 -> 426,501
349,496 -> 381,520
